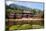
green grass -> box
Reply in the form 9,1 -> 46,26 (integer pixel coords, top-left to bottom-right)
6,24 -> 44,30
9,25 -> 21,30
9,24 -> 32,30
18,24 -> 32,30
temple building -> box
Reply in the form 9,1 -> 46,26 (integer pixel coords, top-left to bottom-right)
8,10 -> 33,19
16,10 -> 33,19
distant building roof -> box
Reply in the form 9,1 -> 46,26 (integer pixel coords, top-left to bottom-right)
23,10 -> 33,13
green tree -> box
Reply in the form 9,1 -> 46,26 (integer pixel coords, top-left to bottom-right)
31,9 -> 37,14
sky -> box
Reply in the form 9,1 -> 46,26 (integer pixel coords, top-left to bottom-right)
6,1 -> 44,10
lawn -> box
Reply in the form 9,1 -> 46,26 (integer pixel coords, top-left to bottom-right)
8,24 -> 44,30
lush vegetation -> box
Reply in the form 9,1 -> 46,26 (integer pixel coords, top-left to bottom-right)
9,24 -> 32,30
6,24 -> 43,30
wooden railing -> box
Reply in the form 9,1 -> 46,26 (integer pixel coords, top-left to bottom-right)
6,18 -> 44,21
